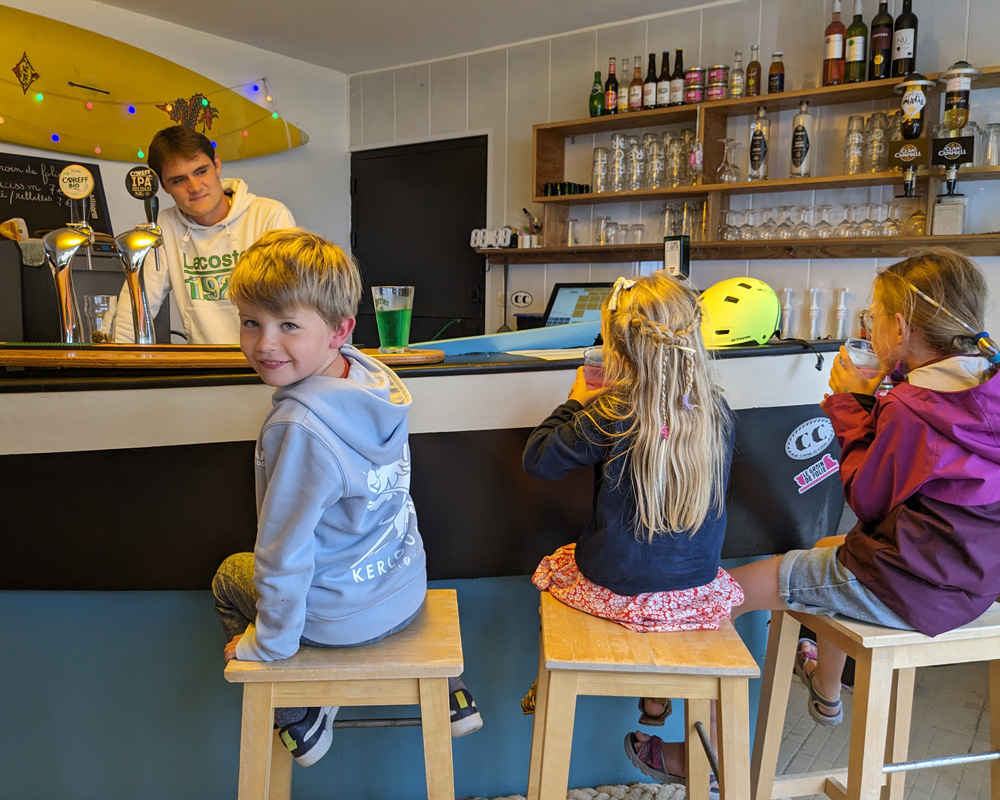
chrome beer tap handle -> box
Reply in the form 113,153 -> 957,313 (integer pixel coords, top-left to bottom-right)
114,224 -> 164,345
42,225 -> 94,344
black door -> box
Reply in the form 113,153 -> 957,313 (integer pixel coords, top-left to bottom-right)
350,136 -> 487,347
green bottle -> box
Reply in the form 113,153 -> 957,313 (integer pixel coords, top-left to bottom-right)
844,0 -> 868,83
589,70 -> 604,117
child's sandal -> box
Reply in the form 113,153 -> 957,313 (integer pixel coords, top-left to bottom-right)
521,678 -> 537,715
793,638 -> 843,726
637,697 -> 672,726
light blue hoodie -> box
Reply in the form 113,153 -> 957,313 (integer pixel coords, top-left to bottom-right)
236,345 -> 427,661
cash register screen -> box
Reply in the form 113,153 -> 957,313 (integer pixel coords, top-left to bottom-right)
542,283 -> 613,327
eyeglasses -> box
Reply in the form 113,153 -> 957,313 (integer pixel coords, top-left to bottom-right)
860,308 -> 874,335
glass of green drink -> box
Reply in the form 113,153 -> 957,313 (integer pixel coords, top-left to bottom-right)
371,285 -> 414,353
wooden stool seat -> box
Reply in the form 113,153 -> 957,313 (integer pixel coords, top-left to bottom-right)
751,605 -> 1000,800
224,589 -> 463,800
527,591 -> 759,800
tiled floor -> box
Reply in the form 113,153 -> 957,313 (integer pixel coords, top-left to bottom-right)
776,661 -> 993,799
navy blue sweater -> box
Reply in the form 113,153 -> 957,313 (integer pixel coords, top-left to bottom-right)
523,399 -> 734,594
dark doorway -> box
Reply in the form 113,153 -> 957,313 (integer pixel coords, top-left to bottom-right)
350,135 -> 488,347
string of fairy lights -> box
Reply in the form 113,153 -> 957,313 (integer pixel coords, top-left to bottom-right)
0,75 -> 286,158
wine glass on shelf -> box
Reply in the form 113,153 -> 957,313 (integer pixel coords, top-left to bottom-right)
905,207 -> 927,236
738,209 -> 756,241
857,203 -> 879,237
794,206 -> 813,239
775,206 -> 794,240
834,204 -> 858,238
757,207 -> 777,240
719,210 -> 739,241
716,139 -> 742,183
813,205 -> 834,238
880,203 -> 902,237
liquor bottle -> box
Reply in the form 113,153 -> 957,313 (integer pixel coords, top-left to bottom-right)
868,1 -> 893,80
845,0 -> 868,83
768,52 -> 785,93
730,50 -> 746,98
629,55 -> 644,111
790,100 -> 815,178
746,44 -> 762,96
670,49 -> 685,106
656,51 -> 671,108
617,57 -> 630,113
589,70 -> 604,117
823,1 -> 846,86
891,0 -> 918,78
604,58 -> 618,116
643,53 -> 658,109
748,106 -> 770,181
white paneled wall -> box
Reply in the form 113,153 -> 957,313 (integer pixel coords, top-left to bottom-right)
350,0 -> 1000,337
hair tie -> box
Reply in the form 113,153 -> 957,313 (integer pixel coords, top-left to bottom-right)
608,276 -> 637,311
660,424 -> 670,440
973,331 -> 990,343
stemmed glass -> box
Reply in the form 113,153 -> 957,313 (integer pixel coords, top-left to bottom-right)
813,206 -> 834,239
756,207 -> 777,240
738,209 -> 756,241
794,206 -> 813,239
775,206 -> 794,240
719,210 -> 739,241
834,204 -> 858,238
716,139 -> 742,183
857,203 -> 879,237
880,203 -> 902,237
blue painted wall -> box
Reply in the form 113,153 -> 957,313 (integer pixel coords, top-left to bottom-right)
2,570 -> 768,799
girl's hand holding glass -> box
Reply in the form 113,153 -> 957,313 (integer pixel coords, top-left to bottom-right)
827,345 -> 885,396
569,365 -> 609,407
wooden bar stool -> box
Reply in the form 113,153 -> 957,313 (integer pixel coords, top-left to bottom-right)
224,589 -> 463,800
751,606 -> 1000,800
527,591 -> 760,800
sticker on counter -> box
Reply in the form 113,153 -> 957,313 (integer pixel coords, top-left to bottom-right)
794,454 -> 840,494
785,417 -> 834,460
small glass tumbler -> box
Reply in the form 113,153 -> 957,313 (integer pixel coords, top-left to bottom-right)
84,294 -> 114,343
865,112 -> 889,173
844,115 -> 865,175
583,346 -> 605,389
591,147 -> 609,193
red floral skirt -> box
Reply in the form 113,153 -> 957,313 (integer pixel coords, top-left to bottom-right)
531,543 -> 744,632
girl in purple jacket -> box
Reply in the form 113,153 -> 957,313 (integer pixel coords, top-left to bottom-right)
731,248 -> 1000,728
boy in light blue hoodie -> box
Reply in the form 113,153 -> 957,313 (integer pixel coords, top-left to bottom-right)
212,228 -> 481,768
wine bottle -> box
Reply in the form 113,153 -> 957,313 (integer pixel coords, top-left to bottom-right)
670,49 -> 685,106
892,0 -> 918,77
746,44 -> 762,97
822,0 -> 846,86
845,0 -> 867,83
629,55 -> 644,111
748,106 -> 770,181
618,57 -> 630,113
589,70 -> 604,117
790,101 -> 815,178
656,51 -> 671,108
643,53 -> 658,109
868,1 -> 893,80
604,58 -> 618,116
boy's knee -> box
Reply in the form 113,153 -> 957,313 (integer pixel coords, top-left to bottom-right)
212,552 -> 254,597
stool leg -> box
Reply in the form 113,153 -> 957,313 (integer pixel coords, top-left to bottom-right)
527,634 -> 550,800
237,683 -> 277,800
534,670 -> 579,800
883,667 -> 914,800
846,647 -> 894,800
717,678 -> 751,800
686,698 -> 713,800
751,610 -> 800,800
989,659 -> 1000,800
268,732 -> 293,800
419,676 -> 455,800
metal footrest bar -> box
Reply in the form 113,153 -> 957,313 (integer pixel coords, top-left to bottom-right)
694,720 -> 720,777
884,749 -> 1000,773
331,717 -> 421,729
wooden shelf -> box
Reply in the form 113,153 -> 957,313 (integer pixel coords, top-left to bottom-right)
478,234 -> 1000,264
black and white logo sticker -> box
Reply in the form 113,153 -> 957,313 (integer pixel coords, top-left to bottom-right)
785,417 -> 834,460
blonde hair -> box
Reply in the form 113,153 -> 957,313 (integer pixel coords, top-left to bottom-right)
875,248 -> 992,357
585,273 -> 731,542
230,228 -> 362,325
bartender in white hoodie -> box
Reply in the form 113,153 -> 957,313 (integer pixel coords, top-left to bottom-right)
111,126 -> 295,344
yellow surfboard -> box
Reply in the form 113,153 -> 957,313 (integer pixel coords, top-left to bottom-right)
0,6 -> 309,163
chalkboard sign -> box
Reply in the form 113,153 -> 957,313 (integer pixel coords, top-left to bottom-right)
0,152 -> 113,237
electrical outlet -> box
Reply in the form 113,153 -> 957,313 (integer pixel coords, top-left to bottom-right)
497,291 -> 506,307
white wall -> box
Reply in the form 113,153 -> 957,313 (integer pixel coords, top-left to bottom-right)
350,0 -> 1000,338
4,0 -> 350,247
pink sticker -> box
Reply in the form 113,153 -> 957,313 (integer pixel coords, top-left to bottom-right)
793,453 -> 840,494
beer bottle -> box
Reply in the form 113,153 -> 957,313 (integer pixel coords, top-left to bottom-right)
670,49 -> 685,106
629,55 -> 644,112
656,51 -> 671,108
643,53 -> 658,110
589,70 -> 604,117
768,52 -> 785,93
617,57 -> 630,113
604,57 -> 618,115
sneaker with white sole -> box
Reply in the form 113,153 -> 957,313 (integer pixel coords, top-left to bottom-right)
449,687 -> 483,737
278,705 -> 339,767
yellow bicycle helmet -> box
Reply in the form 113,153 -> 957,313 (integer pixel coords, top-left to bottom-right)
700,277 -> 780,346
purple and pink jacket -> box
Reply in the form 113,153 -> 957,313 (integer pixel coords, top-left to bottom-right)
822,355 -> 1000,637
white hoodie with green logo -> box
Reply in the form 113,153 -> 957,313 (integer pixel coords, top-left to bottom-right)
111,177 -> 294,344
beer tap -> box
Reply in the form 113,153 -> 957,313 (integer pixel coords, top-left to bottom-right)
58,165 -> 96,272
42,223 -> 93,344
125,166 -> 162,272
115,225 -> 162,345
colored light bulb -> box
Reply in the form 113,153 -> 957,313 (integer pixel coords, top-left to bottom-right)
51,133 -> 59,142
201,97 -> 209,106
94,145 -> 101,154
252,84 -> 260,92
242,130 -> 249,137
271,112 -> 279,119
86,101 -> 93,110
128,105 -> 136,114
35,93 -> 43,101
137,149 -> 145,159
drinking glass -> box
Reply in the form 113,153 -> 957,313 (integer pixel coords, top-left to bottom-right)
610,133 -> 627,192
737,210 -> 756,241
583,346 -> 605,389
594,216 -> 610,245
834,205 -> 857,238
857,203 -> 879,237
566,218 -> 580,246
626,136 -> 646,191
813,205 -> 834,238
617,224 -> 631,243
880,203 -> 902,237
687,140 -> 704,185
984,123 -> 1000,167
371,286 -> 414,353
604,221 -> 621,245
865,112 -> 889,173
84,294 -> 114,343
667,136 -> 686,187
719,210 -> 739,241
628,223 -> 645,244
662,203 -> 682,238
844,115 -> 865,175
645,133 -> 665,189
591,147 -> 609,193
775,206 -> 794,240
757,207 -> 777,240
905,207 -> 927,236
794,206 -> 813,239
716,139 -> 742,183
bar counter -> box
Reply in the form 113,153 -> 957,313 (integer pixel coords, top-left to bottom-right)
1,341 -> 843,591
